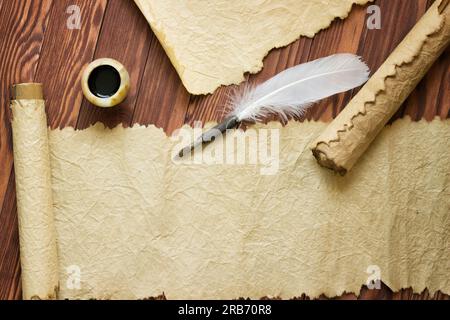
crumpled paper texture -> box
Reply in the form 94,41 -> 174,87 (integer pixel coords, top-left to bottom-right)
311,0 -> 450,174
11,100 -> 59,300
11,101 -> 450,300
133,0 -> 371,94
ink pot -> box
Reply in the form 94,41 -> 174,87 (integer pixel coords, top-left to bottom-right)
81,58 -> 130,108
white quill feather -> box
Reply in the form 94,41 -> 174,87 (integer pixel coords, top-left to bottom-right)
229,53 -> 370,122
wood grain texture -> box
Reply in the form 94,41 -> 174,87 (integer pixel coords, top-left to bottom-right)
0,0 -> 53,301
0,0 -> 52,221
132,26 -> 191,134
0,171 -> 21,300
0,0 -> 448,300
35,0 -> 107,128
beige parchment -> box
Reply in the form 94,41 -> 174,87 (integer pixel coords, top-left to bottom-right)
11,100 -> 450,300
11,99 -> 59,300
311,0 -> 450,175
133,0 -> 371,94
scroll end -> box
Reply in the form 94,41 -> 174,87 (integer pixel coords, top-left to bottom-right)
12,83 -> 44,100
312,148 -> 348,176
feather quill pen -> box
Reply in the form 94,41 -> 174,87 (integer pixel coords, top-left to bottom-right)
178,54 -> 370,157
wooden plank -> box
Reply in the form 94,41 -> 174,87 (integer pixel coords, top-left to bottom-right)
305,3 -> 368,121
76,0 -> 153,130
35,0 -> 107,128
0,172 -> 21,300
132,31 -> 191,134
359,0 -> 428,75
0,0 -> 53,301
0,0 -> 52,221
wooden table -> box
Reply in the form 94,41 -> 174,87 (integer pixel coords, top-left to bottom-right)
0,0 -> 448,300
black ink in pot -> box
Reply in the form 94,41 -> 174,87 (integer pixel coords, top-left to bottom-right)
88,65 -> 121,98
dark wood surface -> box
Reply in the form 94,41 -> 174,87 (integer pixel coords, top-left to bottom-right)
0,0 -> 449,300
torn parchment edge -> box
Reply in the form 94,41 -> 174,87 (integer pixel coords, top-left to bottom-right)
311,0 -> 450,174
49,117 -> 450,300
11,94 -> 450,299
133,0 -> 373,95
52,118 -> 450,300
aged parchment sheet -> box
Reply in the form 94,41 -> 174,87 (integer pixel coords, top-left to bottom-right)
133,0 -> 371,94
11,99 -> 450,300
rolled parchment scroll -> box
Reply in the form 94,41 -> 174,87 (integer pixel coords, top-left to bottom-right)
311,0 -> 450,175
11,84 -> 59,300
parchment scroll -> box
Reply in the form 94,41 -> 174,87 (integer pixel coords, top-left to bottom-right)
11,84 -> 59,300
11,87 -> 450,300
311,0 -> 450,175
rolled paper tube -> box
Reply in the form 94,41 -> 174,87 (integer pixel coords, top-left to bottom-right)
11,83 -> 59,299
311,0 -> 450,175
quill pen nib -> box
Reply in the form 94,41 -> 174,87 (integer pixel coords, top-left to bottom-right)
178,116 -> 240,158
